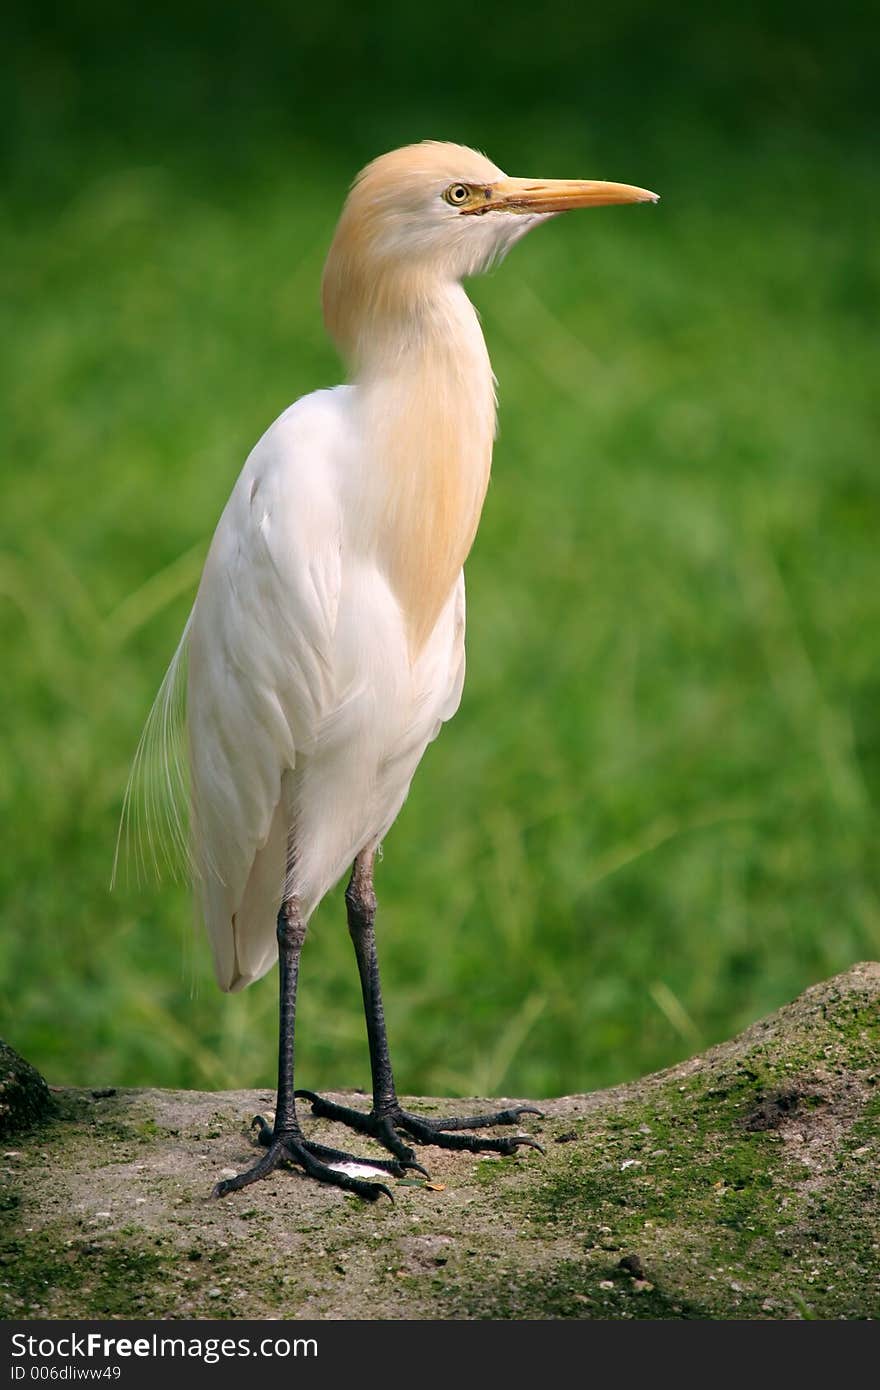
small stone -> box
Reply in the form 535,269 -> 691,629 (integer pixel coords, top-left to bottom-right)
218,1168 -> 238,1180
633,1280 -> 654,1293
207,1287 -> 222,1298
598,1280 -> 615,1291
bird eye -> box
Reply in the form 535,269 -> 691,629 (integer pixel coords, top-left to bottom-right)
444,184 -> 470,206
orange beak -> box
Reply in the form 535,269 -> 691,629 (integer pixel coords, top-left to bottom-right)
463,177 -> 659,215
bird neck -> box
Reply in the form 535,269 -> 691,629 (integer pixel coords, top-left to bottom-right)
334,272 -> 497,654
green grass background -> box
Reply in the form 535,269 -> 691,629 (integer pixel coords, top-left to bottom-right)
1,2 -> 878,1100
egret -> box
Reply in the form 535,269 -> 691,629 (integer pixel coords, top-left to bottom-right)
125,141 -> 658,1201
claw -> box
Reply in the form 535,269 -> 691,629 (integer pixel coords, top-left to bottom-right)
514,1136 -> 545,1154
294,1089 -> 321,1107
487,1105 -> 545,1125
251,1115 -> 275,1147
404,1157 -> 432,1179
491,1133 -> 544,1156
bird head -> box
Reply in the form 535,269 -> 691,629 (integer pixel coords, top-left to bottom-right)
323,141 -> 658,361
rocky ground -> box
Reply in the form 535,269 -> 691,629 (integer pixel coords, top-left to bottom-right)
1,963 -> 878,1319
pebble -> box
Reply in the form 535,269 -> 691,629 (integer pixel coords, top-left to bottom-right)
218,1168 -> 238,1180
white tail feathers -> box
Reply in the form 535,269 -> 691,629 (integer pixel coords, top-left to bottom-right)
112,616 -> 194,890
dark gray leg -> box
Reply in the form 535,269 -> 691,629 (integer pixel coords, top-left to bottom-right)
273,896 -> 307,1134
213,893 -> 409,1202
296,850 -> 544,1162
348,852 -> 399,1116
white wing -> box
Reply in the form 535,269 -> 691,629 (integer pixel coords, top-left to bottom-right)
118,388 -> 350,992
188,388 -> 351,990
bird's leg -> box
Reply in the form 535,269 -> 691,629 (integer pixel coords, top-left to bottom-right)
295,851 -> 544,1163
349,853 -> 400,1117
214,894 -> 411,1202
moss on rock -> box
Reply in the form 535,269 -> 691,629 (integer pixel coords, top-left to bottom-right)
1,965 -> 877,1319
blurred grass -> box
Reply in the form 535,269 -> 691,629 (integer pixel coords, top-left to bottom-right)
1,2 -> 878,1100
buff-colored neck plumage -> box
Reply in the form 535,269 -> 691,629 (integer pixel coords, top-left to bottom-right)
323,183 -> 497,655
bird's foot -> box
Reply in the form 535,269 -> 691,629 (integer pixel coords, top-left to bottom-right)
212,1116 -> 418,1202
295,1090 -> 544,1159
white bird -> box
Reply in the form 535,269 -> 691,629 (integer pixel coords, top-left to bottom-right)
124,141 -> 658,1200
